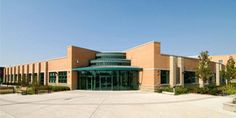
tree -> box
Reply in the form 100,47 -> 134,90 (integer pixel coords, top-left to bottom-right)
221,56 -> 236,84
32,76 -> 39,94
21,75 -> 27,87
195,51 -> 213,88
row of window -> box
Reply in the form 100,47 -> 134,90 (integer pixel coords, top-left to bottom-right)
160,70 -> 197,84
5,71 -> 67,84
49,71 -> 67,83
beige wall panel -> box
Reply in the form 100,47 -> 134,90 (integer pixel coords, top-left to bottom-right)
47,58 -> 68,71
183,58 -> 199,71
156,55 -> 169,69
211,55 -> 236,65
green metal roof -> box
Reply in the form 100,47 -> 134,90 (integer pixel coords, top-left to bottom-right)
73,66 -> 142,71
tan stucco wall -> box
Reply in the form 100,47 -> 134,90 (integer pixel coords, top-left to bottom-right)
67,46 -> 97,90
3,45 -> 97,90
126,41 -> 160,91
211,54 -> 236,66
3,42 -> 232,91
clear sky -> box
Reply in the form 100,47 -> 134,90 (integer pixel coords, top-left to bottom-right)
0,0 -> 236,66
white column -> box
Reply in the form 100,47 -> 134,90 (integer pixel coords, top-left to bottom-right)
216,63 -> 222,86
178,57 -> 184,86
170,56 -> 177,87
44,62 -> 48,86
37,63 -> 41,84
31,64 -> 35,84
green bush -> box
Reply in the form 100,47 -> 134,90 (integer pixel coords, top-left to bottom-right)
222,84 -> 236,95
48,86 -> 70,92
233,98 -> 236,104
175,86 -> 189,95
26,87 -> 34,95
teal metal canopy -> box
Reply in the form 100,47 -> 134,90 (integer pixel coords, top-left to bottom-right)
73,66 -> 142,71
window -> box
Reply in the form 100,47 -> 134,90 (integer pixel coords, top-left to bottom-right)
161,70 -> 169,84
218,60 -> 223,64
14,74 -> 17,82
58,71 -> 67,83
184,71 -> 196,84
49,72 -> 56,83
40,73 -> 44,85
11,74 -> 13,81
28,74 -> 32,83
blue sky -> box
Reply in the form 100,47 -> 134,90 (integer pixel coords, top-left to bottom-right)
0,0 -> 236,66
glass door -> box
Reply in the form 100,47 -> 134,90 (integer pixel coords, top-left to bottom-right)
100,76 -> 112,90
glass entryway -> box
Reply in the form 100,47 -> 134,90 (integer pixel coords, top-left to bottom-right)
77,70 -> 139,90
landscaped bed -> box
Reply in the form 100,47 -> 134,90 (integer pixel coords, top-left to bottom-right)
223,98 -> 236,112
18,85 -> 70,95
0,86 -> 15,94
156,83 -> 236,96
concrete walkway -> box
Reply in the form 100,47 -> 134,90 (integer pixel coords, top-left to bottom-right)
0,91 -> 235,118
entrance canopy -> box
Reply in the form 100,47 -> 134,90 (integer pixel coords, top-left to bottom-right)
73,66 -> 142,71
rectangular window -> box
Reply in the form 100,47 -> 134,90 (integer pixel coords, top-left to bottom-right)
15,74 -> 17,82
11,74 -> 13,81
40,73 -> 44,85
161,70 -> 169,84
184,71 -> 196,84
176,67 -> 180,84
58,71 -> 67,83
28,74 -> 32,83
49,72 -> 56,83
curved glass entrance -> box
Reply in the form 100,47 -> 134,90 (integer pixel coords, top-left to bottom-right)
77,70 -> 139,90
74,52 -> 142,90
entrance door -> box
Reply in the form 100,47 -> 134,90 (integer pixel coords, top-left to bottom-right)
100,76 -> 112,90
87,76 -> 93,90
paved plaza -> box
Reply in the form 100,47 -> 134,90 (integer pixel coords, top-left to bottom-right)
0,91 -> 235,118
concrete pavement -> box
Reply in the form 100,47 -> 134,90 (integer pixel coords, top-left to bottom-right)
0,91 -> 235,118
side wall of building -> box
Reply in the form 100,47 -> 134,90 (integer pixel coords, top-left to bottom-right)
126,42 -> 158,91
68,46 -> 97,90
3,46 -> 97,90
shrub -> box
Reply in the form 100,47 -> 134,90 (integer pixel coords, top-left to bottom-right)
48,86 -> 70,92
0,86 -> 14,94
155,86 -> 173,93
175,86 -> 189,95
233,98 -> 236,104
26,87 -> 34,95
222,84 -> 236,95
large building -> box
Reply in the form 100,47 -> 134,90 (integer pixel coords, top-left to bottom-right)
2,41 -> 232,91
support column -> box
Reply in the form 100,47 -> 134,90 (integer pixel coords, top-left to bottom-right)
31,64 -> 34,84
170,56 -> 177,87
8,67 -> 10,83
21,65 -> 24,84
6,67 -> 9,83
216,63 -> 222,86
10,67 -> 12,83
199,79 -> 204,88
56,71 -> 59,85
178,57 -> 184,86
17,66 -> 20,83
37,63 -> 41,84
13,67 -> 16,83
3,68 -> 6,83
44,62 -> 48,86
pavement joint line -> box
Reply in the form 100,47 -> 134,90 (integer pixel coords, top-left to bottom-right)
0,109 -> 16,118
89,98 -> 106,118
0,96 -> 216,106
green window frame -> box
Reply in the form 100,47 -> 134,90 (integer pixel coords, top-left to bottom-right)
58,71 -> 67,83
14,74 -> 17,82
28,74 -> 32,83
49,72 -> 56,83
161,70 -> 169,84
184,71 -> 196,84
